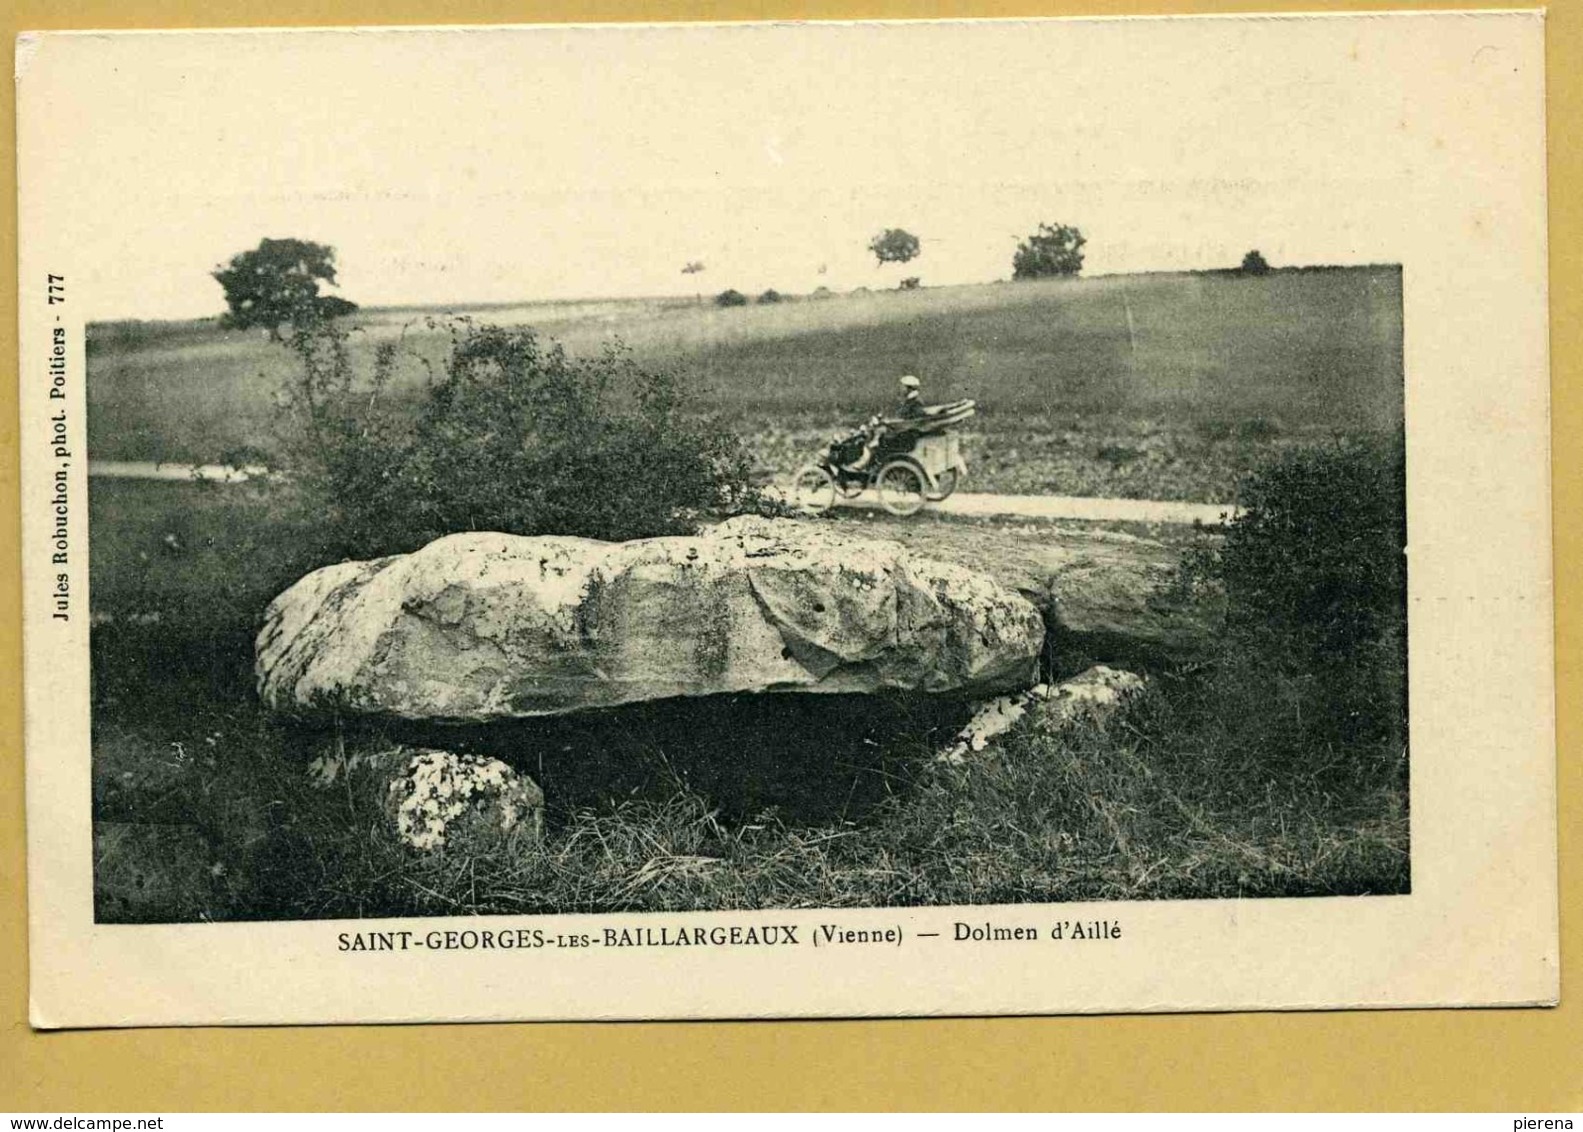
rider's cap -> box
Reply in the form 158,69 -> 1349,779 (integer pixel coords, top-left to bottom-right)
899,374 -> 921,389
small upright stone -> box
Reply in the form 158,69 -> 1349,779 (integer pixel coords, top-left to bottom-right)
384,749 -> 545,852
939,665 -> 1146,763
1027,665 -> 1146,732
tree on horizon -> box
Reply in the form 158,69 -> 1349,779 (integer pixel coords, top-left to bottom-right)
212,238 -> 357,338
1012,223 -> 1086,280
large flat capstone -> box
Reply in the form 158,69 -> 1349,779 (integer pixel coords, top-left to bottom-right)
255,516 -> 1046,722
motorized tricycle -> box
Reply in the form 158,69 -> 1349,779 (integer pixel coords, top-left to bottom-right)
790,399 -> 975,516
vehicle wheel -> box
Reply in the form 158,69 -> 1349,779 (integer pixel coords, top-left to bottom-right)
931,468 -> 960,500
877,461 -> 927,516
790,465 -> 838,515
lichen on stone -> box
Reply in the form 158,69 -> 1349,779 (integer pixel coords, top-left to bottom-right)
386,749 -> 544,851
939,665 -> 1146,764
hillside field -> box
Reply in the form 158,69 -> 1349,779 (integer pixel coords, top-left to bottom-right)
86,266 -> 1403,501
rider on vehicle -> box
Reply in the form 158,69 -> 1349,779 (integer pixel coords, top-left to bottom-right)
838,375 -> 927,471
894,374 -> 927,419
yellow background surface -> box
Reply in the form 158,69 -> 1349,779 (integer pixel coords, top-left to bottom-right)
1,0 -> 1576,1111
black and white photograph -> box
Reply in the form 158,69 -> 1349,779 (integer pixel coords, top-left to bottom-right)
18,12 -> 1555,1027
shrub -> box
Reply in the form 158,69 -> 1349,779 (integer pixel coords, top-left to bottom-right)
1219,438 -> 1405,671
898,276 -> 921,291
1176,437 -> 1407,788
276,317 -> 763,558
715,289 -> 749,308
314,294 -> 360,320
757,288 -> 783,304
1241,249 -> 1272,276
1012,222 -> 1085,280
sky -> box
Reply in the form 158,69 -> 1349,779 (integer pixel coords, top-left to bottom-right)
18,16 -> 1514,320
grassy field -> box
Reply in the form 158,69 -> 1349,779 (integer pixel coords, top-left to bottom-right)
87,267 -> 1402,501
89,477 -> 1408,921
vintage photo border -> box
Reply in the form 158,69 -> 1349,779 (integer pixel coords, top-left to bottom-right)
11,8 -> 1560,1040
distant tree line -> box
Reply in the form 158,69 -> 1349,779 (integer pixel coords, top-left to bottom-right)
214,228 -> 1292,329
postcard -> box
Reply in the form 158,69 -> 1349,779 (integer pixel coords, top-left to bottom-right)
17,11 -> 1556,1027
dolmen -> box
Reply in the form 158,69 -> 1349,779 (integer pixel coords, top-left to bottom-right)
256,516 -> 1046,723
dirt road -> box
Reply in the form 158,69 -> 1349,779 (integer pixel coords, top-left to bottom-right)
839,489 -> 1233,526
87,461 -> 1236,526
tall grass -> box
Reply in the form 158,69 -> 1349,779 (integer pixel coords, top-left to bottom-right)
93,675 -> 1407,922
